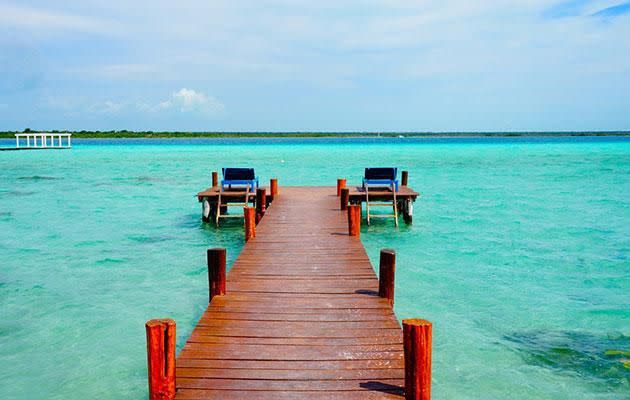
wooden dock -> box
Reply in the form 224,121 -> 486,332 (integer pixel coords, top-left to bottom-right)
197,182 -> 419,224
147,185 -> 431,400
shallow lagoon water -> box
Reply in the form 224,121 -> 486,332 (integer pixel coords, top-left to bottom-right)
0,137 -> 628,399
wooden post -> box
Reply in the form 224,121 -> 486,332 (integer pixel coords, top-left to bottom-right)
402,170 -> 409,186
270,178 -> 278,201
403,319 -> 432,400
347,204 -> 361,237
379,249 -> 396,307
256,188 -> 267,223
212,171 -> 219,187
337,178 -> 346,196
146,319 -> 176,400
207,248 -> 226,302
244,207 -> 256,241
340,188 -> 350,210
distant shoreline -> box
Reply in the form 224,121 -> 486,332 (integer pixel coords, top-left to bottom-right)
1,131 -> 629,139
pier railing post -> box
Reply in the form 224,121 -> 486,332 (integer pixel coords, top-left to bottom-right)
402,171 -> 409,186
340,188 -> 350,210
146,319 -> 176,400
207,248 -> 226,302
256,188 -> 267,223
270,178 -> 278,202
379,249 -> 396,307
347,204 -> 361,237
337,178 -> 346,196
403,319 -> 432,400
212,171 -> 219,187
244,207 -> 256,241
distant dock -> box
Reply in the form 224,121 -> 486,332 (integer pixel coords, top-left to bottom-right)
145,180 -> 431,399
0,133 -> 72,151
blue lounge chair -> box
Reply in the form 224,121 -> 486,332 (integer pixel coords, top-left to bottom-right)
362,167 -> 399,227
216,168 -> 259,225
362,167 -> 399,192
221,168 -> 259,193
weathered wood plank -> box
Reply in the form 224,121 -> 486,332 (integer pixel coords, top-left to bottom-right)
177,187 -> 405,399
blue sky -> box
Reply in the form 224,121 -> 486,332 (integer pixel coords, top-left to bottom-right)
1,1 -> 629,132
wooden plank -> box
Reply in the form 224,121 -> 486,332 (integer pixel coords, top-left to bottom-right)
177,187 -> 405,399
176,389 -> 404,400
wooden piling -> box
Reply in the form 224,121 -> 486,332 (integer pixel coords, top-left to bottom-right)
146,319 -> 176,400
403,319 -> 432,400
402,171 -> 409,186
244,207 -> 256,241
347,204 -> 361,237
207,248 -> 226,302
337,178 -> 346,196
379,249 -> 396,307
340,188 -> 350,210
256,188 -> 267,223
270,178 -> 278,201
212,171 -> 219,187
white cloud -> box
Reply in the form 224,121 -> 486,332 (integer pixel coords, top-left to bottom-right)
0,3 -> 118,35
40,88 -> 224,118
157,88 -> 225,115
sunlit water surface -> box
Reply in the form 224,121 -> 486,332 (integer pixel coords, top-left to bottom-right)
0,137 -> 628,399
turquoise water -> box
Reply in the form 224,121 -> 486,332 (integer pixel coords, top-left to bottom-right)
0,137 -> 628,399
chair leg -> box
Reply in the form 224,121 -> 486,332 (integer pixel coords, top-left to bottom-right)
215,191 -> 222,225
392,183 -> 399,227
245,184 -> 250,217
365,185 -> 371,226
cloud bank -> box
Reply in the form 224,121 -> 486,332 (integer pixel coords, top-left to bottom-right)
158,89 -> 225,115
0,1 -> 628,131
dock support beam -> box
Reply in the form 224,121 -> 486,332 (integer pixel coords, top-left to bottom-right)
379,249 -> 396,307
340,188 -> 349,210
270,178 -> 278,202
403,319 -> 432,400
337,178 -> 346,196
256,188 -> 267,223
212,171 -> 219,187
347,204 -> 361,237
146,319 -> 176,400
244,207 -> 256,241
207,248 -> 226,302
402,170 -> 409,186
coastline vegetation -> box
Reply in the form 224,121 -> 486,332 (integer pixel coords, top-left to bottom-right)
1,129 -> 629,139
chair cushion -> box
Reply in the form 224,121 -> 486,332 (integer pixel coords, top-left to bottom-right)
223,168 -> 256,181
364,167 -> 397,181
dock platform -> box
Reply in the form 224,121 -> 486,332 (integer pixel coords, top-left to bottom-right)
197,183 -> 419,224
177,187 -> 406,399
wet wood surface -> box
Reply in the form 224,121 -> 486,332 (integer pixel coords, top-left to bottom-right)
348,185 -> 419,202
177,187 -> 405,399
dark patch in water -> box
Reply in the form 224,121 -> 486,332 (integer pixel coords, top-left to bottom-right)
95,258 -> 126,265
75,240 -> 106,247
185,267 -> 206,277
0,212 -> 12,217
504,330 -> 629,386
134,176 -> 162,182
1,190 -> 36,197
17,176 -> 61,181
128,234 -> 173,244
176,213 -> 205,229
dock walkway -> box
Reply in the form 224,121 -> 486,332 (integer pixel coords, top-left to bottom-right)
176,186 -> 405,399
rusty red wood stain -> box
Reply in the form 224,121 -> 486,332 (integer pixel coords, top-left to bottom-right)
177,187 -> 405,399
